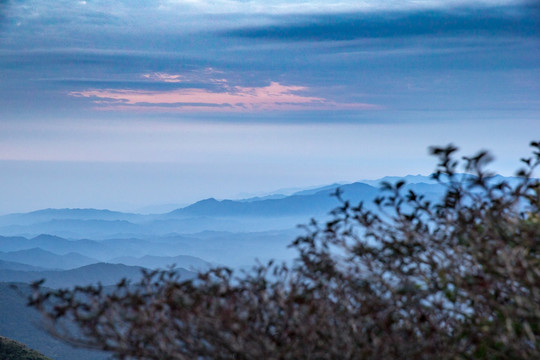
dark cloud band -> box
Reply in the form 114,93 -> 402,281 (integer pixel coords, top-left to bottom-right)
223,4 -> 540,41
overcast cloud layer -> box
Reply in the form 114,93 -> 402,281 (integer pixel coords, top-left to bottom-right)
0,0 -> 538,213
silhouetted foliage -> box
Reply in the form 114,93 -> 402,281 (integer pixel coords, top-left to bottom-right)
29,142 -> 540,359
0,335 -> 52,360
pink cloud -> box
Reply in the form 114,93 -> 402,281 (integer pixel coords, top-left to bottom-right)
70,81 -> 379,112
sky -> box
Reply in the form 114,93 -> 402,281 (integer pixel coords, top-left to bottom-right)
0,0 -> 539,214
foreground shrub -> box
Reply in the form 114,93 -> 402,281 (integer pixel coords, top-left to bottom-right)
29,142 -> 540,359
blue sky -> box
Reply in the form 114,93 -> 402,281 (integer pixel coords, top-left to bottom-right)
0,0 -> 539,213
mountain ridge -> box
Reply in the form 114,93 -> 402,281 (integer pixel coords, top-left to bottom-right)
0,248 -> 98,270
0,174 -> 525,239
0,262 -> 197,288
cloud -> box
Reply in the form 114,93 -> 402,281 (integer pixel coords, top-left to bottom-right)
160,0 -> 525,15
222,3 -> 539,41
141,69 -> 228,86
69,81 -> 379,112
142,73 -> 185,83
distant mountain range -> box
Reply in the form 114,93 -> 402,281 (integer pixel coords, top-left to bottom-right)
0,177 -> 435,238
0,234 -> 100,252
0,173 -> 526,240
171,182 -> 380,217
0,230 -> 298,269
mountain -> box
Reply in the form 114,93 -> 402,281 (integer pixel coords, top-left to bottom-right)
170,182 -> 380,218
0,335 -> 53,360
109,254 -> 212,271
0,234 -> 231,267
0,260 -> 47,272
0,235 -> 126,260
0,219 -> 143,239
0,174 -> 524,239
238,194 -> 288,202
0,282 -> 109,360
0,177 -> 443,240
100,230 -> 299,268
0,235 -> 28,252
291,183 -> 344,196
0,263 -> 191,288
0,248 -> 98,270
0,234 -> 105,255
360,174 -> 437,186
0,208 -> 142,226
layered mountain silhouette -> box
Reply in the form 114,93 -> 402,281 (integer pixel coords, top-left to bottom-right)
109,254 -> 211,271
0,259 -> 46,272
0,263 -> 196,288
0,208 -> 142,226
0,178 -> 425,238
0,248 -> 97,270
0,174 -> 524,267
0,230 -> 297,269
170,182 -> 379,217
0,234 -> 104,254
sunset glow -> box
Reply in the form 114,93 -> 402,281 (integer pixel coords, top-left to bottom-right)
70,81 -> 379,112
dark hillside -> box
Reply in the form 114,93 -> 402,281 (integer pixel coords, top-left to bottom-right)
0,336 -> 52,360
